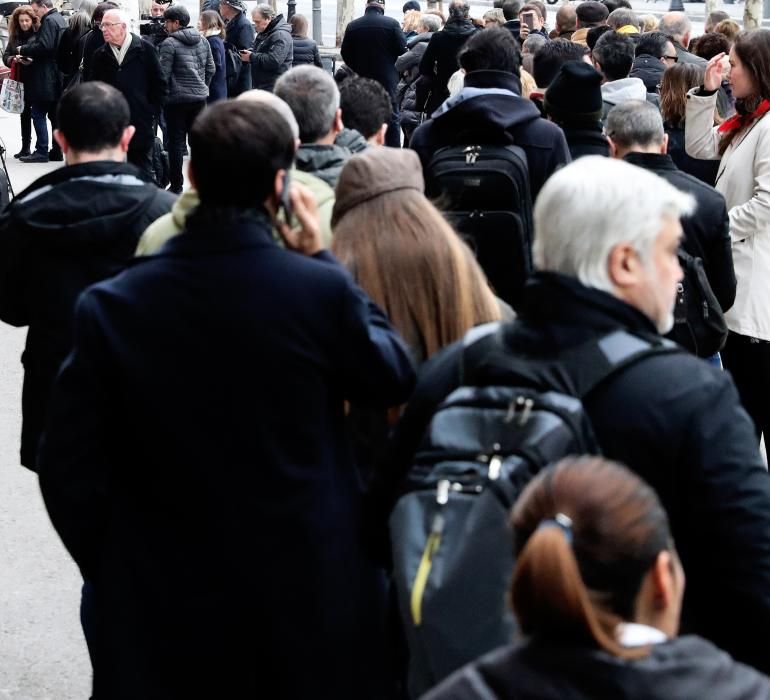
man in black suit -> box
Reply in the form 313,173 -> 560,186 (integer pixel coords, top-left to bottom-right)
37,99 -> 415,699
341,0 -> 407,147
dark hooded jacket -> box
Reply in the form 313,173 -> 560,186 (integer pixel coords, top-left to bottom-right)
561,125 -> 610,159
249,14 -> 293,91
159,27 -> 215,104
0,161 -> 175,469
424,637 -> 770,700
224,10 -> 255,96
629,53 -> 665,93
295,144 -> 351,187
409,70 -> 571,200
416,17 -> 478,115
385,271 -> 770,675
340,5 -> 407,96
395,31 -> 433,143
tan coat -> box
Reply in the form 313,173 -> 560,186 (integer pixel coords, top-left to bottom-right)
686,88 -> 770,340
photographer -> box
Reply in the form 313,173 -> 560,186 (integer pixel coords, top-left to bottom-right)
140,0 -> 170,46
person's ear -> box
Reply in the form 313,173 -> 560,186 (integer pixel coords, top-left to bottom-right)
660,133 -> 669,155
265,167 -> 286,215
333,108 -> 343,135
650,550 -> 678,611
53,129 -> 68,154
607,135 -> 619,158
607,241 -> 642,289
119,125 -> 135,153
187,160 -> 196,189
373,123 -> 387,146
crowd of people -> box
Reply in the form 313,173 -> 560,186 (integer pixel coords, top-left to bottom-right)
3,0 -> 770,698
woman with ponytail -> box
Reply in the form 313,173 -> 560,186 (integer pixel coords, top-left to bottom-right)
425,457 -> 770,699
685,30 -> 770,442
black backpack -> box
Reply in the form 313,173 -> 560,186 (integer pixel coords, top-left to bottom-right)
223,42 -> 243,93
667,248 -> 728,358
389,323 -> 679,698
425,142 -> 533,306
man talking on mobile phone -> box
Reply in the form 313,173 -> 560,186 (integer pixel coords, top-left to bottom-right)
37,98 -> 415,699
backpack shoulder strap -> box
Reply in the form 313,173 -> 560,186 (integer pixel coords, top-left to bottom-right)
558,330 -> 682,399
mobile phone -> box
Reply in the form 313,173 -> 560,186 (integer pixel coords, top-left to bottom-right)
522,12 -> 534,29
280,171 -> 293,222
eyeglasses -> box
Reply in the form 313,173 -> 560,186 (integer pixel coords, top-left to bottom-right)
100,21 -> 124,29
663,54 -> 678,62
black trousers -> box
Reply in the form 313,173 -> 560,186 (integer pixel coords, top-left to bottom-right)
127,142 -> 154,183
165,100 -> 205,191
721,330 -> 770,442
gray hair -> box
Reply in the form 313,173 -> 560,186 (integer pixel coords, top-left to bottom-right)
236,89 -> 300,141
274,66 -> 339,144
533,156 -> 695,294
102,8 -> 129,25
254,3 -> 275,19
607,8 -> 639,30
522,33 -> 547,54
448,0 -> 470,19
606,100 -> 664,148
659,11 -> 691,42
420,12 -> 441,32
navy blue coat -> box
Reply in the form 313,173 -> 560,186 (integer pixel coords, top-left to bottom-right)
37,207 -> 415,698
205,34 -> 227,102
224,10 -> 255,96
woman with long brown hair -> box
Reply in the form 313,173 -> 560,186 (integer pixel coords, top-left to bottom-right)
332,147 -> 502,365
686,30 -> 770,445
659,63 -> 720,185
3,6 -> 39,158
425,456 -> 770,699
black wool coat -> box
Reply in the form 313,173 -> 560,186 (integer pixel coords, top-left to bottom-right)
37,207 -> 415,699
0,161 -> 175,469
386,271 -> 770,676
341,6 -> 407,96
18,9 -> 67,102
225,10 -> 255,96
87,34 -> 167,150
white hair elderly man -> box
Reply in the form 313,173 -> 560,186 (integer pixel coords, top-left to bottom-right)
87,8 -> 166,180
388,156 -> 770,675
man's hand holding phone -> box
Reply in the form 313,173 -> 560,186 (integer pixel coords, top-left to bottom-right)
275,179 -> 323,257
239,48 -> 252,62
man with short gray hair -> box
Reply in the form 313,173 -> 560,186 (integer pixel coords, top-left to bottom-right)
606,100 -> 735,338
389,154 -> 770,675
659,11 -> 703,65
275,65 -> 350,186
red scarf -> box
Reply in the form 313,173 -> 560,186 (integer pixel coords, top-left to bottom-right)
718,99 -> 770,134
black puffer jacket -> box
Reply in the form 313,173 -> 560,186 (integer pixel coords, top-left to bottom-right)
425,637 -> 770,700
0,161 -> 175,469
159,27 -> 215,104
395,32 -> 432,143
3,27 -> 34,83
629,53 -> 665,93
18,9 -> 67,102
249,14 -> 293,91
291,34 -> 322,67
387,272 -> 770,675
416,18 -> 478,116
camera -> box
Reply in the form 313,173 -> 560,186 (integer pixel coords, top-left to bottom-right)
139,15 -> 167,43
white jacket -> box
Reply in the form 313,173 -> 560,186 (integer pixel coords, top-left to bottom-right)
686,88 -> 770,340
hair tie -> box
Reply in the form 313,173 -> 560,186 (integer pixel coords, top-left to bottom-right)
537,513 -> 573,543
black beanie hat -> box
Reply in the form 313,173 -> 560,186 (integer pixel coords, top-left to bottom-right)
543,60 -> 604,126
576,1 -> 609,25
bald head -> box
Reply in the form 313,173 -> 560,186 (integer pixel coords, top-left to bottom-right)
659,11 -> 691,44
101,8 -> 129,46
555,3 -> 576,33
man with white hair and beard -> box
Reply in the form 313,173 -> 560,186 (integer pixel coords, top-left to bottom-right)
386,156 -> 770,675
